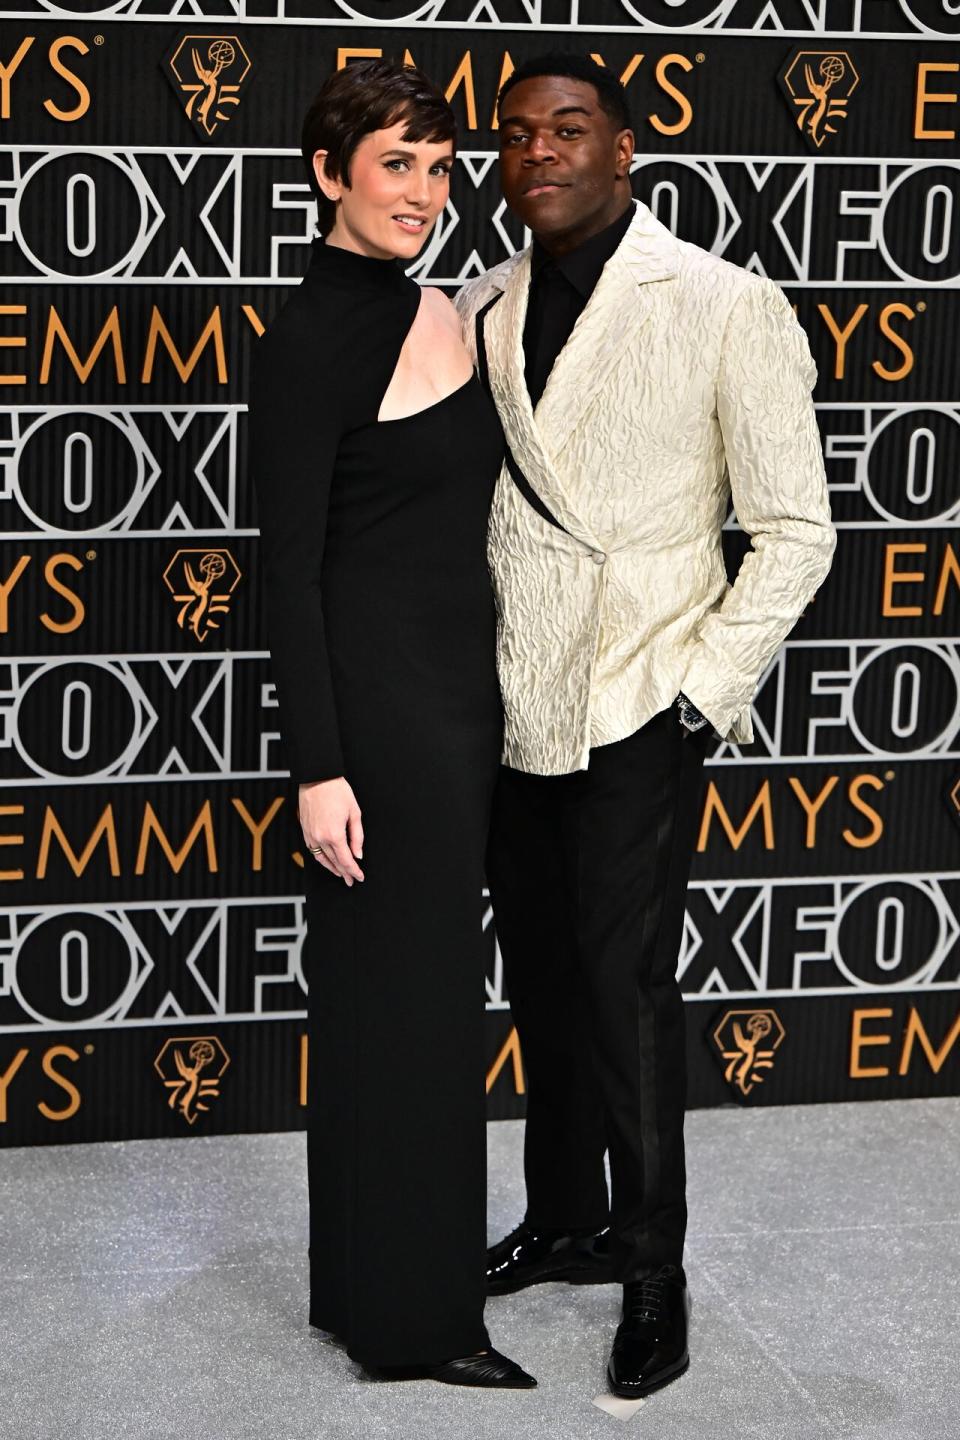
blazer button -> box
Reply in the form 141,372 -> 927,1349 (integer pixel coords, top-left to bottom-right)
592,552 -> 606,565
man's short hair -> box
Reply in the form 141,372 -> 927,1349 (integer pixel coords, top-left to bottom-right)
497,53 -> 632,134
301,58 -> 456,237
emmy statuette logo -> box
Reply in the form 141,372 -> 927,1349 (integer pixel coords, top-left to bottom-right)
778,50 -> 860,150
162,548 -> 242,642
154,1036 -> 230,1124
712,1009 -> 786,1097
164,34 -> 252,138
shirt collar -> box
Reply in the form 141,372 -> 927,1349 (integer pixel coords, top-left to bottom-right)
529,200 -> 636,297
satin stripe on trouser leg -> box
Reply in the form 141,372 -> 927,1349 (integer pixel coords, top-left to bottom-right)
486,761 -> 611,1233
486,707 -> 707,1275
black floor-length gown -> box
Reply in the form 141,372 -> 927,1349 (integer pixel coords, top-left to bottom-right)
248,238 -> 504,1367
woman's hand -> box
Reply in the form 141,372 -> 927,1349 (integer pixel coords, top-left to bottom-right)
298,777 -> 365,886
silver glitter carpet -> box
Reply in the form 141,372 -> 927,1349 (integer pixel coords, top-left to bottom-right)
2,1098 -> 958,1440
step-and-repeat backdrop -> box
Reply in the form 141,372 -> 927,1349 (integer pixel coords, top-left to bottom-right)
1,0 -> 959,1145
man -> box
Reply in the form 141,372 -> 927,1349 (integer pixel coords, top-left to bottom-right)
455,54 -> 835,1399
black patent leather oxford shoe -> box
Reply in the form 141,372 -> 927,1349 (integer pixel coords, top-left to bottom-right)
487,1220 -> 614,1295
372,1347 -> 537,1388
607,1265 -> 690,1398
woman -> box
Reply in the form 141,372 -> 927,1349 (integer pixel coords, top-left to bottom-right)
248,60 -> 533,1388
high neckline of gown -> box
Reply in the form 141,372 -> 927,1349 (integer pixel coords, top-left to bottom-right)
306,235 -> 417,294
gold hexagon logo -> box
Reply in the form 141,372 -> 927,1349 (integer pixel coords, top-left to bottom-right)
165,34 -> 252,139
778,50 -> 860,150
154,1035 -> 230,1124
712,1008 -> 786,1097
162,547 -> 242,643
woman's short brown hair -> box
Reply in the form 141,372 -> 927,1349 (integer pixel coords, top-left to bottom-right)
301,58 -> 457,237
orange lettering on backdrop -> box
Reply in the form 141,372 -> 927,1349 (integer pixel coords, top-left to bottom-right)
41,553 -> 84,633
40,305 -> 126,384
843,776 -> 885,849
241,304 -> 265,337
135,800 -> 219,874
882,543 -> 926,617
490,52 -> 515,128
0,1049 -> 29,1122
650,54 -> 694,135
38,1047 -> 81,1120
36,805 -> 121,878
787,775 -> 839,849
697,781 -> 774,852
933,543 -> 960,616
817,302 -> 868,380
0,304 -> 27,385
914,61 -> 958,140
590,52 -> 645,87
0,555 -> 31,630
0,36 -> 34,118
0,805 -> 25,882
849,1008 -> 893,1079
45,37 -> 89,122
444,52 -> 478,131
141,307 -> 227,384
486,1028 -> 526,1095
899,1010 -> 960,1075
230,797 -> 285,871
873,303 -> 915,382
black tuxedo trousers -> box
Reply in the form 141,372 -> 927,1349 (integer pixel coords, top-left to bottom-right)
486,707 -> 708,1279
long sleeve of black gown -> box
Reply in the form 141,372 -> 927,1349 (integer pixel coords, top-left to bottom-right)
248,311 -> 345,784
247,239 -> 421,785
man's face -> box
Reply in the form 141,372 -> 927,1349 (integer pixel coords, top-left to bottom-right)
497,75 -> 634,246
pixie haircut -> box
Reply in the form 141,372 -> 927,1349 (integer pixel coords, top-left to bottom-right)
301,58 -> 457,237
498,52 -> 632,134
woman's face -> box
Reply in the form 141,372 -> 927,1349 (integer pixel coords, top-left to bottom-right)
315,119 -> 454,260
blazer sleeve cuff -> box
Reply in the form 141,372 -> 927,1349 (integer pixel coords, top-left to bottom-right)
678,651 -> 753,742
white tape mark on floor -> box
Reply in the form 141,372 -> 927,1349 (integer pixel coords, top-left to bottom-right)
592,1394 -> 646,1419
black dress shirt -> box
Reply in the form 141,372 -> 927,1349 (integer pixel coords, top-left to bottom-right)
522,201 -> 635,409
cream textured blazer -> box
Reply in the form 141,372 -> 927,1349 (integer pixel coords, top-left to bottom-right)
455,200 -> 836,776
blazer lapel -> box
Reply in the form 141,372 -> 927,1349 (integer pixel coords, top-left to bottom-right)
533,202 -> 679,459
484,249 -> 600,544
482,202 -> 679,542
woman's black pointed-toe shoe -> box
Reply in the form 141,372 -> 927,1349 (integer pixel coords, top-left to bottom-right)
371,1347 -> 537,1388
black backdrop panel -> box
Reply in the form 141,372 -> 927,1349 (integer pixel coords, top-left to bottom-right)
1,2 -> 958,1144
